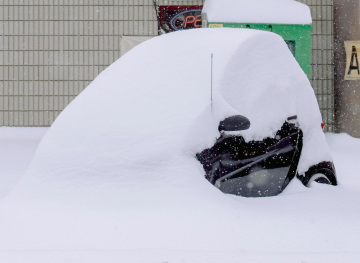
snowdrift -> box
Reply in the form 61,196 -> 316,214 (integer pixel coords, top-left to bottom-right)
0,29 -> 340,253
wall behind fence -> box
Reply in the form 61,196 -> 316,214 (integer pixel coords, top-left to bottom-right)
0,0 -> 334,131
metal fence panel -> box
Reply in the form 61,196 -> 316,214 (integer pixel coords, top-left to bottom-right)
0,0 -> 334,130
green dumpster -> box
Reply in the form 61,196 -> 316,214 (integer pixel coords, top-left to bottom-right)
202,0 -> 312,78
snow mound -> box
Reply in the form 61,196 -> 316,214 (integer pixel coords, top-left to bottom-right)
203,0 -> 312,25
0,29 -> 338,253
11,28 -> 329,202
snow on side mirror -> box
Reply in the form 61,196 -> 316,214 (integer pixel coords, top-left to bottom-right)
218,115 -> 251,132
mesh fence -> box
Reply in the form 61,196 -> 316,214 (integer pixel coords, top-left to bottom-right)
0,0 -> 334,130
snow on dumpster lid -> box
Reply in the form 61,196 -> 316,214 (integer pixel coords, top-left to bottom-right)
202,0 -> 312,25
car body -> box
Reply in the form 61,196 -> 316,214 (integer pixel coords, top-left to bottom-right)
196,115 -> 337,197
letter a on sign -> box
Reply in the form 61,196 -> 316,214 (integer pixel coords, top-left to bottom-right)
345,41 -> 360,80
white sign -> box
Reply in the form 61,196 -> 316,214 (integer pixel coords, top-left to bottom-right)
345,41 -> 360,80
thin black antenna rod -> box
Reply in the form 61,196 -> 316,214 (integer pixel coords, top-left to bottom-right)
211,53 -> 213,110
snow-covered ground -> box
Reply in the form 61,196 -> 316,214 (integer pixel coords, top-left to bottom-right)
0,127 -> 48,199
0,127 -> 359,263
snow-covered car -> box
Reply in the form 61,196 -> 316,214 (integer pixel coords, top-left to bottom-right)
15,28 -> 337,203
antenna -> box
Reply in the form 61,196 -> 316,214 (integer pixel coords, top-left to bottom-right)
211,53 -> 213,112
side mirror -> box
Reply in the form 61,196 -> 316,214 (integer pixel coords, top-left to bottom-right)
218,115 -> 251,132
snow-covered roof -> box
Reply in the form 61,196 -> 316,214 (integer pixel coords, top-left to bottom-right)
202,0 -> 312,25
